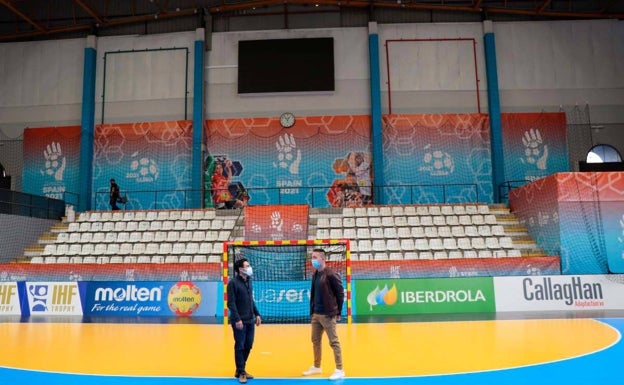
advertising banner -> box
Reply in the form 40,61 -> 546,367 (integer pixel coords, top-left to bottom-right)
353,277 -> 495,316
0,263 -> 221,282
0,282 -> 21,315
251,280 -> 310,321
83,281 -> 220,317
494,275 -> 624,312
22,281 -> 83,316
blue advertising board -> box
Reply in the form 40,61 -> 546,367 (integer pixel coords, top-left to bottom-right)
83,281 -> 221,317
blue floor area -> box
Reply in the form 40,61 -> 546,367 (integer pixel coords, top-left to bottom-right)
2,318 -> 622,385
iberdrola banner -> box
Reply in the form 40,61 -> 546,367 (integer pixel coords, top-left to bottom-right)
22,126 -> 81,202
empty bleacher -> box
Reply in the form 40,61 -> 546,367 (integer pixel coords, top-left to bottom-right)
25,203 -> 539,264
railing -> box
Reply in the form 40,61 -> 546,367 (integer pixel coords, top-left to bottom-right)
93,183 -> 481,210
0,189 -> 65,220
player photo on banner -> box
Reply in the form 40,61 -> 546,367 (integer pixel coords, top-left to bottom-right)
205,115 -> 372,208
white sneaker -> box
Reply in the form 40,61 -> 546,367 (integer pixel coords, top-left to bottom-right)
302,366 -> 322,376
329,369 -> 345,380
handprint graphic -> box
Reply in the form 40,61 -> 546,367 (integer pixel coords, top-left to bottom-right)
273,133 -> 302,175
270,211 -> 283,232
41,142 -> 66,181
520,128 -> 549,170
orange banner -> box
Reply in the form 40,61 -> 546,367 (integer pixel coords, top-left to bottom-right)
244,205 -> 309,240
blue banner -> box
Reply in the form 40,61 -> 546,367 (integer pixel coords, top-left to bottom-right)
83,281 -> 220,317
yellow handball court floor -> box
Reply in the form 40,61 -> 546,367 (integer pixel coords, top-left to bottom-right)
1,315 -> 623,384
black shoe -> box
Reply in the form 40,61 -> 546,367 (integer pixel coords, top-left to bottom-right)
238,373 -> 247,384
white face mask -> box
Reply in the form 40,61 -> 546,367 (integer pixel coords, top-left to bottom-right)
243,266 -> 253,277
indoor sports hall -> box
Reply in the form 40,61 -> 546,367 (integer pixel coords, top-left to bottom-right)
1,2 -> 624,385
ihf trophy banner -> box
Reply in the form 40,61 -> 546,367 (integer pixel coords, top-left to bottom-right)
22,126 -> 81,201
92,121 -> 193,210
205,115 -> 372,209
382,114 -> 492,204
501,112 -> 569,183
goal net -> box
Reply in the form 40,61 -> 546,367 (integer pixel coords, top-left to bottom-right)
223,239 -> 351,324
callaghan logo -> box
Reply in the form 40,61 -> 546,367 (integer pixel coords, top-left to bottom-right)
366,284 -> 398,311
522,277 -> 604,306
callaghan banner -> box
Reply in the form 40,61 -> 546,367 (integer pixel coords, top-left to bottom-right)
494,275 -> 624,312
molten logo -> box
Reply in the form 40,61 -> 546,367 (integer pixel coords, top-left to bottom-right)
168,281 -> 202,316
366,284 -> 398,311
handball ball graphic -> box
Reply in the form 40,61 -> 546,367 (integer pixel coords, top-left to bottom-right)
130,157 -> 159,180
168,282 -> 202,316
424,150 -> 454,173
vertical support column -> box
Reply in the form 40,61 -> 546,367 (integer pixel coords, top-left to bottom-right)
369,22 -> 385,204
79,35 -> 97,212
483,20 -> 505,203
192,28 -> 205,208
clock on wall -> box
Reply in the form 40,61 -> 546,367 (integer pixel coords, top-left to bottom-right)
279,112 -> 296,128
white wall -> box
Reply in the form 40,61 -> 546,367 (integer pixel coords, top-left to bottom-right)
494,19 -> 624,123
205,27 -> 371,118
0,38 -> 85,136
0,19 -> 622,136
94,31 -> 197,124
378,22 -> 488,114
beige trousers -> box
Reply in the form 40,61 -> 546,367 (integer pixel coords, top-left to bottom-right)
310,313 -> 343,370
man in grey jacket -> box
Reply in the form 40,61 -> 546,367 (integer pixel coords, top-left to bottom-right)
228,258 -> 261,383
302,248 -> 345,380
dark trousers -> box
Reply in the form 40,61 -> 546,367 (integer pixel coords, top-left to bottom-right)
110,199 -> 119,210
232,322 -> 255,375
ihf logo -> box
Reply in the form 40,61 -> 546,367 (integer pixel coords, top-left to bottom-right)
29,284 -> 49,312
28,283 -> 80,314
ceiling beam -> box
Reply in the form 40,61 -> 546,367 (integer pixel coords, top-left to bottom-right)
74,0 -> 105,25
537,0 -> 552,14
0,7 -> 198,42
0,0 -> 47,32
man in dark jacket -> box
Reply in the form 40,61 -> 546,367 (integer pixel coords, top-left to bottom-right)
227,258 -> 261,383
302,248 -> 345,380
109,179 -> 120,210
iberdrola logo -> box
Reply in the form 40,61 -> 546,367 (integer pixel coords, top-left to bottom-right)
366,284 -> 398,311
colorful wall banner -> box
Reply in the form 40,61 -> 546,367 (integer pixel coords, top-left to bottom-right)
244,205 -> 309,241
353,277 -> 496,316
92,121 -> 193,210
501,112 -> 569,183
510,172 -> 624,275
22,126 -> 81,201
382,114 -> 492,204
205,116 -> 373,208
